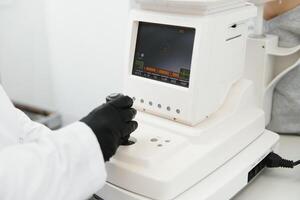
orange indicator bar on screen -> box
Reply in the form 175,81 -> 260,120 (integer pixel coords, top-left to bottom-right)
144,66 -> 180,79
144,66 -> 157,73
158,69 -> 170,76
170,72 -> 179,79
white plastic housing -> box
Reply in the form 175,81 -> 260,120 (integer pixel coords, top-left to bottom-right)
100,80 -> 267,200
245,35 -> 300,125
98,131 -> 279,200
96,2 -> 281,200
124,5 -> 257,126
134,0 -> 247,14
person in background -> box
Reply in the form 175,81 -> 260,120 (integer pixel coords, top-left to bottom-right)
264,0 -> 300,133
0,84 -> 137,200
264,0 -> 300,21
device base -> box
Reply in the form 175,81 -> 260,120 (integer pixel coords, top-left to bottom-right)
97,130 -> 279,200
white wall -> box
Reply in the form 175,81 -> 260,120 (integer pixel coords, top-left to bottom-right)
0,0 -> 130,124
0,0 -> 55,110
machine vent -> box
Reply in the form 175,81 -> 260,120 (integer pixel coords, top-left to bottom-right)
248,156 -> 267,182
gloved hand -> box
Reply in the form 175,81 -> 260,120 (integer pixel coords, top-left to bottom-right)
80,96 -> 138,162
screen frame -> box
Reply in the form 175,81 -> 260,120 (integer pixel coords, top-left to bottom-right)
124,6 -> 255,126
128,20 -> 199,92
131,22 -> 196,88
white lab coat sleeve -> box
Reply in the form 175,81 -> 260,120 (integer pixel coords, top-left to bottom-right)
0,122 -> 107,200
0,84 -> 52,144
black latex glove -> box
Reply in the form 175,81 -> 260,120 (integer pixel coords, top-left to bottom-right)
80,96 -> 138,162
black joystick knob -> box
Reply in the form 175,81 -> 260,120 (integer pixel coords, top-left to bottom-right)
120,137 -> 136,146
106,93 -> 124,103
106,93 -> 136,146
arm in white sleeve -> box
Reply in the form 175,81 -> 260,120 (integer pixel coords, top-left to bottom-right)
0,122 -> 106,200
0,84 -> 55,143
0,84 -> 50,146
0,85 -> 106,199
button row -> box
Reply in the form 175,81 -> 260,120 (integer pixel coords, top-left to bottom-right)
133,97 -> 181,114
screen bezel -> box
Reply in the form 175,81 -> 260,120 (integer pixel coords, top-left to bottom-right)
131,22 -> 196,88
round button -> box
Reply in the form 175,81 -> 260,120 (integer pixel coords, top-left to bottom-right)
158,104 -> 162,109
176,109 -> 180,114
149,101 -> 153,106
167,106 -> 171,111
140,99 -> 144,103
150,138 -> 158,142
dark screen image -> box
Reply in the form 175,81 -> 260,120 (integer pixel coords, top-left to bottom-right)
132,22 -> 195,88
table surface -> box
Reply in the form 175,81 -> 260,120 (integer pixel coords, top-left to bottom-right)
234,135 -> 300,200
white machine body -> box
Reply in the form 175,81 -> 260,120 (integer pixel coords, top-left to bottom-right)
97,0 -> 281,200
100,79 -> 275,200
99,131 -> 278,200
124,2 -> 256,126
244,0 -> 300,125
134,0 -> 247,14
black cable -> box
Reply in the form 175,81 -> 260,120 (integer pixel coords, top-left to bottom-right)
265,152 -> 300,169
294,160 -> 300,167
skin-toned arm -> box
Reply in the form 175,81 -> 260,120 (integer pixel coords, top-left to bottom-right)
264,0 -> 300,20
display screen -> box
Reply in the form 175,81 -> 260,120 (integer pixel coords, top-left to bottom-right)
132,22 -> 195,88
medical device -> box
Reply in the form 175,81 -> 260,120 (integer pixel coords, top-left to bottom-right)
245,0 -> 300,127
97,0 -> 283,199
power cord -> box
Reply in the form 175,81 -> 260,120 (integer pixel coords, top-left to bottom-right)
293,160 -> 300,167
265,152 -> 300,169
